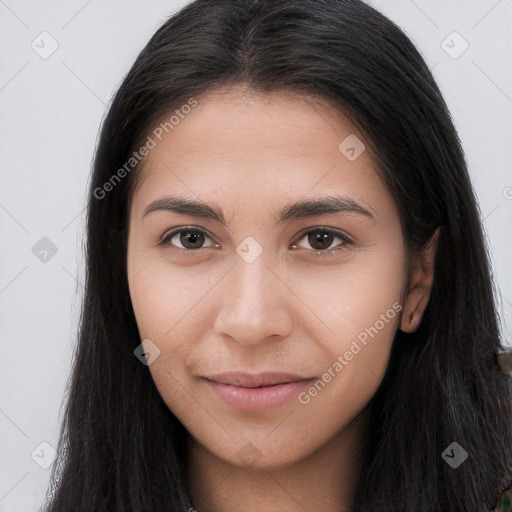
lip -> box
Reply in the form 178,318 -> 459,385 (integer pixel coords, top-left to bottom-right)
202,372 -> 315,411
204,371 -> 311,388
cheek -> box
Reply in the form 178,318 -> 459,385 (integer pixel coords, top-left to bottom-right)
290,243 -> 406,405
128,250 -> 210,340
295,246 -> 406,343
127,252 -> 217,403
127,257 -> 200,411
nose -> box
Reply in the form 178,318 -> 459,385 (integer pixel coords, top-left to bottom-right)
213,253 -> 295,347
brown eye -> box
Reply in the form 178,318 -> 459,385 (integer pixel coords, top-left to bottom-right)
160,228 -> 215,251
293,228 -> 353,255
178,230 -> 205,249
308,230 -> 335,251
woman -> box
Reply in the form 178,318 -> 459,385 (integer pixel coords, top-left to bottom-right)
41,0 -> 512,510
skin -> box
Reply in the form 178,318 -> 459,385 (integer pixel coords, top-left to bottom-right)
126,84 -> 437,512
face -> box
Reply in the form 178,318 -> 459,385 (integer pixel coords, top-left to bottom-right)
127,85 -> 416,470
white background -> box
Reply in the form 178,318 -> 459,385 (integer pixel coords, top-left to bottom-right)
0,0 -> 511,510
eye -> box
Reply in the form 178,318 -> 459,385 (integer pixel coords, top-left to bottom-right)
159,227 -> 217,252
158,226 -> 354,256
291,227 -> 354,256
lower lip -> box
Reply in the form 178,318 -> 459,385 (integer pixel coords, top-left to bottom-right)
203,378 -> 315,411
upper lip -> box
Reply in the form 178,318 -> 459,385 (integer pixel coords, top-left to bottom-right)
203,371 -> 313,388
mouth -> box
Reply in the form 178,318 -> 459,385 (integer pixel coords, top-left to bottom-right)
203,371 -> 313,388
201,372 -> 316,411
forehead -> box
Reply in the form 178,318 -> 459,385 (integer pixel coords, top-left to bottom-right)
130,85 -> 387,221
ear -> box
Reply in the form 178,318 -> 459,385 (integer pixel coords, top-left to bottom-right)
400,227 -> 440,333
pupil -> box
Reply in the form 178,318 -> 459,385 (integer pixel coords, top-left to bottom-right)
182,231 -> 204,249
309,230 -> 332,250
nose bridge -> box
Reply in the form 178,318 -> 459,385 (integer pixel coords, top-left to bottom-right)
233,251 -> 275,310
213,248 -> 293,345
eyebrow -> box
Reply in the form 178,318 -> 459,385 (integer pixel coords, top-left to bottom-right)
142,194 -> 377,225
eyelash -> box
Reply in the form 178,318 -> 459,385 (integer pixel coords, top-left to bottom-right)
158,226 -> 354,256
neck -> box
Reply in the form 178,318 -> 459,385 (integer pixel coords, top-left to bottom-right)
184,407 -> 369,512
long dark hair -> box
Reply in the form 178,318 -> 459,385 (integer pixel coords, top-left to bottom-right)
42,0 -> 512,510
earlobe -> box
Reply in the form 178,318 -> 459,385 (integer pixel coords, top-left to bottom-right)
400,227 -> 441,333
402,313 -> 418,333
